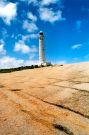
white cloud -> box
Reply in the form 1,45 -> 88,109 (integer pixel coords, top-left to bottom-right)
0,40 -> 6,55
14,40 -> 30,53
39,7 -> 65,23
14,40 -> 38,54
0,55 -> 39,69
21,0 -> 60,6
27,12 -> 37,22
0,2 -> 17,24
0,56 -> 24,69
30,33 -> 38,39
22,33 -> 38,41
23,20 -> 38,32
22,35 -> 30,41
16,33 -> 38,42
41,0 -> 60,6
25,60 -> 39,66
21,0 -> 38,5
72,44 -> 82,49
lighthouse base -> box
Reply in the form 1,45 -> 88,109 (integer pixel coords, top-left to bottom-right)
39,62 -> 52,67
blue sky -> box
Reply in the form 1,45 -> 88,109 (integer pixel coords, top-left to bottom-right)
0,0 -> 89,68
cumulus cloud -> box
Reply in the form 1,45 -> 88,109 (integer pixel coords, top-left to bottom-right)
22,35 -> 30,41
0,56 -> 24,69
0,40 -> 6,55
14,40 -> 38,54
41,0 -> 60,6
0,55 -> 39,69
22,33 -> 38,41
27,12 -> 37,22
0,2 -> 17,25
23,20 -> 38,32
21,0 -> 64,28
39,7 -> 65,23
27,0 -> 38,5
30,33 -> 38,39
25,59 -> 39,66
14,40 -> 30,53
72,44 -> 82,49
20,0 -> 38,6
21,0 -> 60,6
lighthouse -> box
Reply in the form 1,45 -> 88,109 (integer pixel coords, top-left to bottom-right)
39,31 -> 51,66
39,31 -> 45,65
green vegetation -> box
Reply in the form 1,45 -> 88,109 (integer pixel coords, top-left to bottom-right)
0,64 -> 51,73
0,65 -> 38,73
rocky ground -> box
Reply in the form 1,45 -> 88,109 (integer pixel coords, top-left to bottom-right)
0,62 -> 89,135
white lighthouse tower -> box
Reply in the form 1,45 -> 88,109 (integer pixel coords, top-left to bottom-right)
39,31 -> 51,66
39,31 -> 45,65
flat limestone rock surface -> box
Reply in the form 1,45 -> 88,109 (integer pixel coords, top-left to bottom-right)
0,62 -> 89,135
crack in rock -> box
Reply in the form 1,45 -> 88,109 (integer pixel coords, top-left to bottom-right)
53,124 -> 74,135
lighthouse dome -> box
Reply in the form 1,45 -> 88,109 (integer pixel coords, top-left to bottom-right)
39,31 -> 43,35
